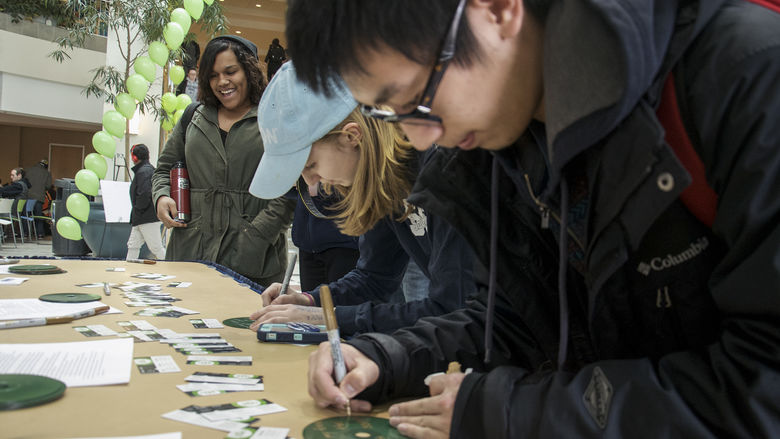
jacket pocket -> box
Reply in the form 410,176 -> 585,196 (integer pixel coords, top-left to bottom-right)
229,219 -> 284,280
167,217 -> 203,261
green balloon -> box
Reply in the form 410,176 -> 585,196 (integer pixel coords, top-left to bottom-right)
126,73 -> 150,102
66,192 -> 91,222
149,41 -> 169,67
170,65 -> 185,85
56,216 -> 82,241
92,131 -> 116,158
173,108 -> 185,124
204,0 -> 214,5
161,92 -> 178,113
164,22 -> 184,51
176,93 -> 193,111
134,55 -> 156,83
102,110 -> 126,138
114,93 -> 136,120
75,169 -> 100,197
171,8 -> 191,34
184,0 -> 204,20
84,153 -> 108,180
161,117 -> 174,132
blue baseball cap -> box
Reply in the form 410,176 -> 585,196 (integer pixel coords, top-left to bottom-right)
249,62 -> 357,199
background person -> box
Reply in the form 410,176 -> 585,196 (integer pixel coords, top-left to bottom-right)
25,159 -> 52,238
286,0 -> 780,437
175,67 -> 199,103
152,35 -> 295,286
263,38 -> 286,81
126,144 -> 165,260
248,62 -> 476,336
0,168 -> 30,199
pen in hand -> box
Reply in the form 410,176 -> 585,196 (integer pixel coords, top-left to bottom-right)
279,253 -> 297,295
319,285 -> 350,416
0,305 -> 111,330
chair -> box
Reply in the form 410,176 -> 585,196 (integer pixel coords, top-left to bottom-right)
0,198 -> 17,247
19,199 -> 39,241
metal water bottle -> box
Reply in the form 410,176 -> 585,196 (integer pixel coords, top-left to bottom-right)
170,161 -> 190,223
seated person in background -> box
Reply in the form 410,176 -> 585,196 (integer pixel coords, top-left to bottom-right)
0,168 -> 31,199
248,62 -> 477,336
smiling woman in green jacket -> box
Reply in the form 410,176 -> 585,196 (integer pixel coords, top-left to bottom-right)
152,35 -> 295,286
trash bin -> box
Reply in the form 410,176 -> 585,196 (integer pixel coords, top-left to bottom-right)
51,178 -> 91,257
81,202 -> 152,259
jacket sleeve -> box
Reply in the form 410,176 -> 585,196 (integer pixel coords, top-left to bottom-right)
152,114 -> 187,208
132,166 -> 153,212
308,218 -> 409,334
249,196 -> 295,243
313,214 -> 476,336
351,8 -> 780,438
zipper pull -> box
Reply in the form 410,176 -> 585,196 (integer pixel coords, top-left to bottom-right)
541,208 -> 550,229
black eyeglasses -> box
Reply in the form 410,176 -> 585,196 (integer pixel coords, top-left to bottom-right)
360,0 -> 467,126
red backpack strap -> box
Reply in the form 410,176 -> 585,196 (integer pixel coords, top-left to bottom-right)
748,0 -> 780,14
656,73 -> 718,228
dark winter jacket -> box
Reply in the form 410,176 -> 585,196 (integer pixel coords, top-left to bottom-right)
291,193 -> 358,254
347,1 -> 780,437
0,178 -> 31,199
129,160 -> 158,226
307,151 -> 478,336
25,165 -> 52,203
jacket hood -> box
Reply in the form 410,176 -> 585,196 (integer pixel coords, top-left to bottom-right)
542,0 -> 726,194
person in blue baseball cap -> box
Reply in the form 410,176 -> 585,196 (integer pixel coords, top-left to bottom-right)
248,62 -> 478,337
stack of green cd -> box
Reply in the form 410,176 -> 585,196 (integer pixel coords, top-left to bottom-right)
39,293 -> 101,303
0,374 -> 66,410
304,416 -> 405,439
223,317 -> 254,329
8,264 -> 65,275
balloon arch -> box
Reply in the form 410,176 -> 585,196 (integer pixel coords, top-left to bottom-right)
56,0 -> 212,241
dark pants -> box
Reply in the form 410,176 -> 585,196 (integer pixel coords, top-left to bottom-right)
299,247 -> 360,291
34,201 -> 46,237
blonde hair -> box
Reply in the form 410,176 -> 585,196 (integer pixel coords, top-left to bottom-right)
319,108 -> 414,236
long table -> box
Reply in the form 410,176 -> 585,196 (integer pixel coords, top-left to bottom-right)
0,259 -> 380,438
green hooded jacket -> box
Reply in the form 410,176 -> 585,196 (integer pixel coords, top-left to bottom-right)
152,104 -> 295,285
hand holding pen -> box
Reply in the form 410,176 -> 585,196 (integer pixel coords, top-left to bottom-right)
318,285 -> 350,416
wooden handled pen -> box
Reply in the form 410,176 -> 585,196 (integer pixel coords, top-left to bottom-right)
319,285 -> 350,416
0,305 -> 110,329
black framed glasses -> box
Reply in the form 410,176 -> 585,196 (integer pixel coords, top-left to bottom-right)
360,0 -> 467,126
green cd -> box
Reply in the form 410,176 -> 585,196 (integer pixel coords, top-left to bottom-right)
9,264 -> 64,275
223,317 -> 254,329
0,374 -> 66,411
39,293 -> 101,303
303,416 -> 405,439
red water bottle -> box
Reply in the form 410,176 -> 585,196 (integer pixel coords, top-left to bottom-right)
170,161 -> 190,223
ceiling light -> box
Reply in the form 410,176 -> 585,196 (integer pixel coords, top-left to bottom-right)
235,30 -> 242,34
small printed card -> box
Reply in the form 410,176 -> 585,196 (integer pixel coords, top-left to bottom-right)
0,277 -> 29,286
196,399 -> 287,422
190,319 -> 224,329
105,267 -> 126,272
73,324 -> 118,337
116,320 -> 158,331
134,355 -> 181,374
133,273 -> 176,281
186,356 -> 252,366
185,372 -> 262,385
168,281 -> 192,288
176,383 -> 265,397
161,408 -> 251,432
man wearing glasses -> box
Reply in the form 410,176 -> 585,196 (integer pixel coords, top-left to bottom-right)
287,1 -> 780,437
